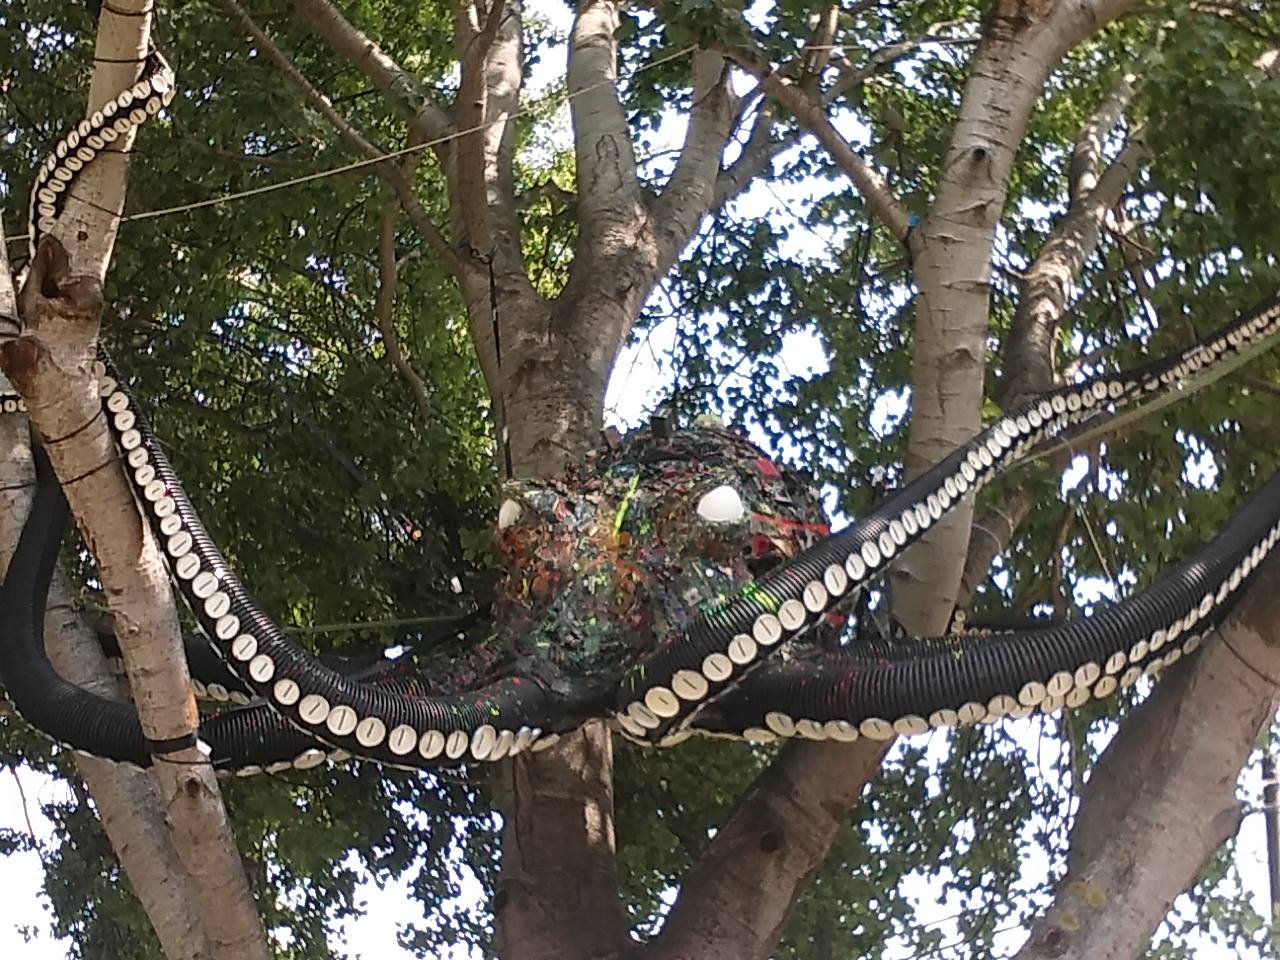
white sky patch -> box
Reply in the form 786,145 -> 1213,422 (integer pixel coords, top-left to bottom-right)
0,768 -> 75,957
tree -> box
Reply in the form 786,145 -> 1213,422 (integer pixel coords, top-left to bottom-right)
1,1 -> 1278,959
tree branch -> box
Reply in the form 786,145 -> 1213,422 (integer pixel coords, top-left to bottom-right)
1069,76 -> 1135,206
1014,550 -> 1280,959
0,207 -> 214,960
6,15 -> 269,958
567,2 -> 648,268
709,25 -> 959,216
452,0 -> 527,278
54,0 -> 153,279
10,241 -> 272,960
651,49 -> 738,272
799,5 -> 840,94
958,488 -> 1034,604
12,141 -> 269,960
0,456 -> 213,960
649,740 -> 890,960
1002,133 -> 1149,406
718,42 -> 912,241
375,204 -> 433,425
891,0 -> 1144,635
961,81 -> 1147,597
212,0 -> 465,281
292,0 -> 454,156
712,99 -> 787,209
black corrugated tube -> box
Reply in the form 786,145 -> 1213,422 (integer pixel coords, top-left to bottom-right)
0,452 -> 493,772
698,469 -> 1280,735
103,354 -> 558,766
618,296 -> 1280,738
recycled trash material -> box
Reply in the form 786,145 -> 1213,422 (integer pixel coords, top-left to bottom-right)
487,423 -> 839,690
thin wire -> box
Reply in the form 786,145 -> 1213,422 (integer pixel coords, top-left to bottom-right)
79,598 -> 472,637
283,614 -> 470,636
1217,624 -> 1280,686
5,44 -> 698,245
891,919 -> 1027,960
1077,504 -> 1114,585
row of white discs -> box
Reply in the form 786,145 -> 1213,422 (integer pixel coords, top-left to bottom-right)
616,300 -> 1280,740
228,724 -> 559,778
98,297 -> 1280,766
636,512 -> 1280,748
28,54 -> 175,260
95,362 -> 561,769
615,385 -> 1114,736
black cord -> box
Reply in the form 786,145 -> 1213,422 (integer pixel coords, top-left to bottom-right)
488,255 -> 513,480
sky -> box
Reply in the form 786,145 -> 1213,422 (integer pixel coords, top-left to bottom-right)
2,1 -> 1277,959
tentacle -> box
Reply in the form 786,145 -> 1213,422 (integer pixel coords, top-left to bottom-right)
88,608 -> 487,707
615,298 -> 1280,742
10,35 -> 565,770
686,470 -> 1280,744
26,49 -> 174,262
0,450 -> 552,773
946,608 -> 1067,635
89,355 -> 560,765
9,33 -> 1279,769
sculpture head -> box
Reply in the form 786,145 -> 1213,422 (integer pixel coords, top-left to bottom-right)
492,423 -> 837,689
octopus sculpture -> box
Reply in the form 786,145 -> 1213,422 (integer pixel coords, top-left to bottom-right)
2,40 -> 1279,778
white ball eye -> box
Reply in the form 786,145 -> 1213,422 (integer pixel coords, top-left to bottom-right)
497,499 -> 523,531
696,484 -> 745,524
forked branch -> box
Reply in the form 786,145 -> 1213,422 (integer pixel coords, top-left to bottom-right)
375,204 -> 434,425
212,0 -> 465,280
718,43 -> 912,241
293,0 -> 454,153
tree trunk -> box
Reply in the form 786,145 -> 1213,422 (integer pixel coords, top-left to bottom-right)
1015,551 -> 1280,959
1,215 -> 212,960
1,5 -> 270,958
893,0 -> 1142,633
484,289 -> 633,959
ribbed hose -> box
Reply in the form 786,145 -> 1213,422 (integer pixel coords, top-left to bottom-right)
90,605 -> 483,706
617,297 -> 1280,740
0,453 -> 516,772
14,37 -> 559,769
27,48 -> 174,261
0,468 -> 150,765
97,354 -> 557,767
693,469 -> 1280,740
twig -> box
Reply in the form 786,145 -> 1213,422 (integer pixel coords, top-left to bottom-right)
374,204 -> 434,425
718,43 -> 911,240
284,613 -> 471,636
210,0 -> 465,279
8,768 -> 39,845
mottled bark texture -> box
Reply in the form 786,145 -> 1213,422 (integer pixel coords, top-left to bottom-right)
893,0 -> 1142,635
10,234 -> 271,960
2,213 -> 212,960
302,1 -> 1156,958
8,0 -> 1267,958
1014,551 -> 1280,960
962,79 -> 1148,602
